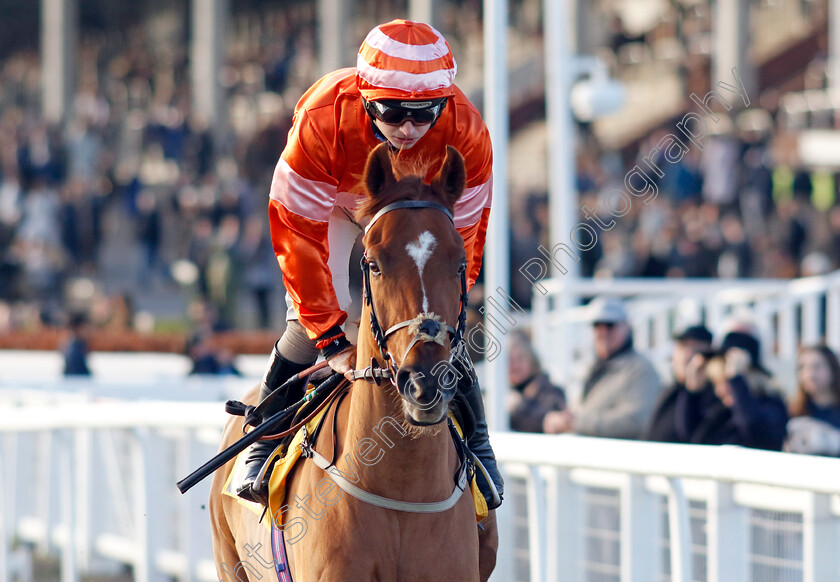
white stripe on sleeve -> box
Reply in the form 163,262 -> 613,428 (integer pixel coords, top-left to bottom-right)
454,178 -> 492,229
270,158 -> 336,222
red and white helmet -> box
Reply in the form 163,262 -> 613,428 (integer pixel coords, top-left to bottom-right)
356,19 -> 457,102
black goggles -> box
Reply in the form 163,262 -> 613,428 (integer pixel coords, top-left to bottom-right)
365,98 -> 446,125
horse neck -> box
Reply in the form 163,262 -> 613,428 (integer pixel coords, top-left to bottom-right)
343,320 -> 456,495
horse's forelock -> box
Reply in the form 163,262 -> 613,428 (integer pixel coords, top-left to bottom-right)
355,151 -> 448,223
390,151 -> 432,181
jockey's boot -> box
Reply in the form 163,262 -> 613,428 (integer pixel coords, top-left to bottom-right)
236,342 -> 314,505
453,349 -> 505,510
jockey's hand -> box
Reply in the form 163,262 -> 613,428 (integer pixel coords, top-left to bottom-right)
327,346 -> 357,381
318,329 -> 356,381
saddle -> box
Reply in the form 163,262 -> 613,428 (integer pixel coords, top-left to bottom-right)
222,376 -> 488,524
265,386 -> 487,526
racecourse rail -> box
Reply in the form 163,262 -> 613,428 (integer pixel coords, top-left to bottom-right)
2,376 -> 840,582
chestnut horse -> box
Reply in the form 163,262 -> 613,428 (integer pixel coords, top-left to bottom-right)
210,143 -> 498,582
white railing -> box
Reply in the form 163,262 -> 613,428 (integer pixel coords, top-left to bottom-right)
4,386 -> 840,582
0,397 -> 228,582
531,270 -> 840,399
491,433 -> 840,582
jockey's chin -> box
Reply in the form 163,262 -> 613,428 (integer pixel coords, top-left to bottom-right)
374,118 -> 432,150
388,136 -> 421,149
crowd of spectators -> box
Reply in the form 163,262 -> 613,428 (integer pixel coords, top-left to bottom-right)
0,6 -> 322,335
508,118 -> 840,308
2,3 -> 840,396
508,295 -> 840,460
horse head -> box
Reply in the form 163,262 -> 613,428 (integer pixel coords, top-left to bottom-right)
357,143 -> 468,426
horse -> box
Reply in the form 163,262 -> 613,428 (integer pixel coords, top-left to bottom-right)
210,143 -> 498,582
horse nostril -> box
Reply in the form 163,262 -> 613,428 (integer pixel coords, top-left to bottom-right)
397,368 -> 435,407
418,319 -> 441,338
396,369 -> 416,395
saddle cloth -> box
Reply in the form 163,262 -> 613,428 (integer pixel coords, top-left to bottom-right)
223,405 -> 487,526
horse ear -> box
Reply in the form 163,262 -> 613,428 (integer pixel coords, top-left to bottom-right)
364,143 -> 396,198
431,145 -> 466,207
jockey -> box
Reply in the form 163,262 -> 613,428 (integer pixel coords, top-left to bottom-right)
238,19 -> 504,510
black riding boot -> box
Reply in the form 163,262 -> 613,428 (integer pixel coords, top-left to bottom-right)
452,350 -> 504,510
236,342 -> 314,505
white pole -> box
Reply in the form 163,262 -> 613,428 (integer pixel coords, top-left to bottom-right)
191,0 -> 227,127
713,0 -> 756,104
544,0 -> 578,386
545,0 -> 577,280
60,432 -> 78,582
409,0 -> 438,29
318,0 -> 349,76
483,0 -> 510,432
41,0 -> 77,124
0,440 -> 7,582
831,0 -> 840,91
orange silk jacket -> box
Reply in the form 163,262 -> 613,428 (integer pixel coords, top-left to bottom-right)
269,68 -> 493,340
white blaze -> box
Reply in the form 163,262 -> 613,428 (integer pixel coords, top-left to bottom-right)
405,231 -> 437,312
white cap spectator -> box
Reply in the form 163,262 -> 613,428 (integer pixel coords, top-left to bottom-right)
587,296 -> 628,324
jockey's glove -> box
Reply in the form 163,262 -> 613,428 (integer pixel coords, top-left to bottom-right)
318,326 -> 356,379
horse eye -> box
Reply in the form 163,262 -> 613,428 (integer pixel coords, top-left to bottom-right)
457,261 -> 467,275
368,260 -> 381,275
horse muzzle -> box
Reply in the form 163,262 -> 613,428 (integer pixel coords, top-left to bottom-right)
396,364 -> 455,425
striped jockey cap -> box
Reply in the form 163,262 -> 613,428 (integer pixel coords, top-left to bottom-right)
356,19 -> 457,102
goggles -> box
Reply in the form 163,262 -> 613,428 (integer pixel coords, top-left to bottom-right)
365,98 -> 446,125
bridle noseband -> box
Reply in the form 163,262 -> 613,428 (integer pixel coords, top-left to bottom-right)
357,200 -> 468,385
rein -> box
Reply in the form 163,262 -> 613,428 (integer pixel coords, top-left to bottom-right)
354,199 -> 468,384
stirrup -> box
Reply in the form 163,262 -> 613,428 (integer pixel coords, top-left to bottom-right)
237,443 -> 284,505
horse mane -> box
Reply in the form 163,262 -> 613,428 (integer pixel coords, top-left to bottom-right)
354,150 -> 444,223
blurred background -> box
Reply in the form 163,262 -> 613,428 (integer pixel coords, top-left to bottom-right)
4,1 -> 840,582
1,0 -> 838,355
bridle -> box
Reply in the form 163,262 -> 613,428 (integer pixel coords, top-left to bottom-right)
303,198 -> 474,515
353,199 -> 468,385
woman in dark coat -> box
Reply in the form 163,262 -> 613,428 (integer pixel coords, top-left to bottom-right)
507,331 -> 566,433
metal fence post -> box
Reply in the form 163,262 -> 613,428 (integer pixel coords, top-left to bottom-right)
526,466 -> 547,582
545,467 -> 583,582
666,477 -> 694,582
59,430 -> 79,582
132,429 -> 169,582
489,465 -> 515,582
802,491 -> 840,582
620,474 -> 660,582
707,481 -> 749,582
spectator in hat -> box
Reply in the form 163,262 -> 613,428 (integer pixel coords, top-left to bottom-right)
507,330 -> 567,433
785,345 -> 840,457
674,328 -> 788,450
644,325 -> 716,442
543,296 -> 662,439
